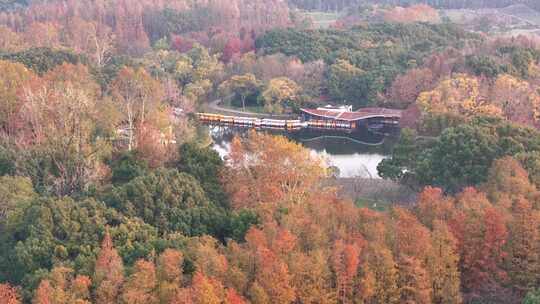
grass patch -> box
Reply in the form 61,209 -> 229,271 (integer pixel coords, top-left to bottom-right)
222,99 -> 267,113
355,198 -> 393,212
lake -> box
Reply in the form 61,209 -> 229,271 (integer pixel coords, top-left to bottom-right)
208,126 -> 399,178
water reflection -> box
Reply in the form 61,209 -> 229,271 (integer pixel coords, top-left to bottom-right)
208,126 -> 398,178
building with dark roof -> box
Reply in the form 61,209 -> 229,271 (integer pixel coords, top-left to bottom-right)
300,106 -> 401,130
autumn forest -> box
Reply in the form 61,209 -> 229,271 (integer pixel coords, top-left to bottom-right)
1,0 -> 540,304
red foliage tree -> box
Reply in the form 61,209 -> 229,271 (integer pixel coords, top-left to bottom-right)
222,37 -> 242,63
33,280 -> 53,304
388,68 -> 435,109
415,186 -> 454,229
171,35 -> 194,53
225,288 -> 246,304
0,283 -> 21,304
449,189 -> 508,293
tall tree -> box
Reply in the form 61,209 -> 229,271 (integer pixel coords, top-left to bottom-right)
224,288 -> 247,304
0,176 -> 36,227
261,77 -> 301,113
388,68 -> 435,109
111,67 -> 164,151
104,168 -> 219,236
0,60 -> 36,135
23,22 -> 60,49
429,221 -> 462,304
16,63 -> 107,195
490,74 -> 540,128
157,249 -> 184,303
393,207 -> 433,262
0,25 -> 25,52
507,199 -> 540,294
484,156 -> 538,206
121,260 -> 158,304
397,256 -> 432,304
327,59 -> 364,105
450,191 -> 507,293
364,243 -> 400,304
32,267 -> 92,304
332,240 -> 361,304
189,272 -> 225,304
94,230 -> 124,304
224,131 -> 325,211
33,280 -> 53,304
414,187 -> 454,229
289,250 -> 334,304
417,74 -> 502,121
219,74 -> 261,111
251,245 -> 295,303
177,142 -> 227,206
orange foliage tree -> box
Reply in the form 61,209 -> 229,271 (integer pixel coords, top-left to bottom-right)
223,131 -> 325,211
332,239 -> 361,304
507,199 -> 540,294
33,267 -> 92,304
94,231 -> 124,304
429,221 -> 462,304
121,260 -> 158,304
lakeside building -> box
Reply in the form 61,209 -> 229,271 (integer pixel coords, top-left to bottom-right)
300,105 -> 401,130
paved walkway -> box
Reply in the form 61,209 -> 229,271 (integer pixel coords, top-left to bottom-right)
206,98 -> 298,119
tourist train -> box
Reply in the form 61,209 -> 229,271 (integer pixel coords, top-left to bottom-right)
196,105 -> 401,132
196,113 -> 306,130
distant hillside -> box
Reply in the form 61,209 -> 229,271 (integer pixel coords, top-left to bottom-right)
288,0 -> 540,12
0,0 -> 27,10
2,0 -> 539,13
525,0 -> 540,12
501,3 -> 540,25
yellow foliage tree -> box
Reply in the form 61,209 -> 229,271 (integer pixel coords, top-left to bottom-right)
262,77 -> 301,114
417,74 -> 502,119
490,74 -> 540,127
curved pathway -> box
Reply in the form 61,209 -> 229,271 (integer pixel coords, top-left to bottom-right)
206,98 -> 298,119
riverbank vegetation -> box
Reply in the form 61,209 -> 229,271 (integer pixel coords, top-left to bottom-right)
2,0 -> 540,303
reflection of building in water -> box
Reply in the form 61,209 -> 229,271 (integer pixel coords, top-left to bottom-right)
300,105 -> 402,131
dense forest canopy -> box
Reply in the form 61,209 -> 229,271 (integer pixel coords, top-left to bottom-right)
2,0 -> 540,303
255,23 -> 481,106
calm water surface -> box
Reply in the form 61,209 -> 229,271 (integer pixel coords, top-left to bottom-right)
208,126 -> 398,178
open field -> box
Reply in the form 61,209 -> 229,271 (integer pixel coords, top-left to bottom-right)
441,4 -> 540,35
299,10 -> 341,28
